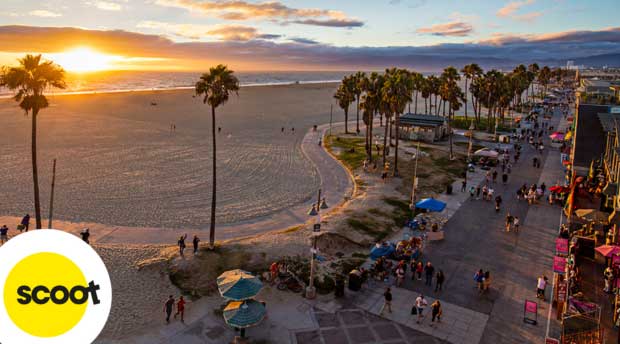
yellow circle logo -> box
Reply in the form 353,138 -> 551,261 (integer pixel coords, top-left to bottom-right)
3,252 -> 88,337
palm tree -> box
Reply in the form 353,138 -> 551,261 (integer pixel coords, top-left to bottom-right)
361,72 -> 384,162
461,64 -> 482,120
382,68 -> 411,176
1,54 -> 66,229
195,64 -> 239,248
527,63 -> 540,102
334,79 -> 355,134
440,67 -> 461,159
537,66 -> 552,98
352,71 -> 366,134
420,76 -> 431,114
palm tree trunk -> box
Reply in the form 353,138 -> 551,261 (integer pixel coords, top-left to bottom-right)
380,113 -> 383,127
209,105 -> 217,248
369,111 -> 374,163
442,100 -> 446,117
414,91 -> 419,114
31,108 -> 42,229
383,121 -> 389,165
448,105 -> 454,160
344,108 -> 349,134
464,78 -> 469,119
424,98 -> 428,114
389,120 -> 393,146
356,97 -> 360,133
393,113 -> 400,176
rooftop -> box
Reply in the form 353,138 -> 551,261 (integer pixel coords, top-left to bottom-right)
597,113 -> 620,133
399,113 -> 447,127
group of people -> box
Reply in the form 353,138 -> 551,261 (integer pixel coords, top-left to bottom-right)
380,288 -> 443,326
177,234 -> 201,257
473,269 -> 492,294
372,257 -> 445,293
516,183 -> 546,205
163,295 -> 187,323
0,214 -> 32,245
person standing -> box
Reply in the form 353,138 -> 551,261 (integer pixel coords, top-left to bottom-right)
502,173 -> 508,185
435,270 -> 445,292
474,269 -> 484,291
396,265 -> 405,287
0,225 -> 8,244
380,287 -> 392,314
20,214 -> 30,232
430,300 -> 442,326
415,294 -> 428,324
537,276 -> 548,300
469,186 -> 476,200
513,216 -> 520,232
495,195 -> 502,212
416,261 -> 424,281
174,296 -> 186,322
80,228 -> 90,244
505,213 -> 514,232
178,234 -> 188,257
164,295 -> 175,323
476,186 -> 481,200
424,262 -> 435,286
492,170 -> 498,183
192,235 -> 200,255
461,180 -> 466,192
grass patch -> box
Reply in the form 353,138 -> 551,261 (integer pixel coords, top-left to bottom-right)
454,141 -> 485,152
324,135 -> 381,171
383,197 -> 415,227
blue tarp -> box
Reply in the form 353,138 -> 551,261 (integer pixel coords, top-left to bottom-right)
415,198 -> 446,212
370,244 -> 395,260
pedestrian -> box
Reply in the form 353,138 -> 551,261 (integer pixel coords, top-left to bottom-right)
416,261 -> 424,280
430,300 -> 442,326
516,188 -> 523,201
396,264 -> 405,287
380,287 -> 392,314
492,170 -> 498,183
495,195 -> 502,212
178,234 -> 188,257
502,173 -> 508,185
424,262 -> 435,286
505,213 -> 513,232
80,228 -> 90,244
476,186 -> 481,200
482,185 -> 488,201
487,187 -> 494,201
474,269 -> 484,290
461,180 -> 466,192
269,261 -> 279,283
435,270 -> 445,292
513,216 -> 520,232
483,271 -> 491,292
281,127 -> 285,133
20,214 -> 30,232
540,183 -> 546,195
469,186 -> 475,199
536,276 -> 548,300
192,235 -> 200,254
218,127 -> 222,133
539,144 -> 544,154
164,295 -> 175,323
415,294 -> 428,324
0,225 -> 8,245
507,163 -> 512,174
532,157 -> 538,168
174,295 -> 186,322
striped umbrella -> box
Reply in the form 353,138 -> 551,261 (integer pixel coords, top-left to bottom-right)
223,299 -> 266,329
217,269 -> 263,301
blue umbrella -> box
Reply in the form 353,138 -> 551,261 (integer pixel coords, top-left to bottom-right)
415,198 -> 446,212
217,269 -> 263,301
223,299 -> 267,329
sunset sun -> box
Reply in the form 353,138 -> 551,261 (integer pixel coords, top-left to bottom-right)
49,47 -> 120,72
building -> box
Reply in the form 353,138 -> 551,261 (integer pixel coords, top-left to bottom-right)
397,113 -> 447,143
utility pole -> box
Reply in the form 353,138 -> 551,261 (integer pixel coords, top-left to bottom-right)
306,188 -> 325,300
48,159 -> 56,229
329,104 -> 333,137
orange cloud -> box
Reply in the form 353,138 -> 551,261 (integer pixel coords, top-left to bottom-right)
496,0 -> 540,22
417,21 -> 473,37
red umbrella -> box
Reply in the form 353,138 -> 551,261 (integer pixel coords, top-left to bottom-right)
595,245 -> 620,257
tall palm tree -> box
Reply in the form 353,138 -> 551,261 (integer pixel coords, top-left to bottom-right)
461,64 -> 482,120
440,67 -> 461,159
361,72 -> 383,162
527,63 -> 540,102
1,54 -> 66,229
537,66 -> 552,99
195,64 -> 239,248
382,68 -> 411,176
334,79 -> 355,134
352,71 -> 366,134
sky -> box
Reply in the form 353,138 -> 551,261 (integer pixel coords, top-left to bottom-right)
0,0 -> 619,71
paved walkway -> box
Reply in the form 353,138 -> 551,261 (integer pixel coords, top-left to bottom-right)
0,122 -> 355,245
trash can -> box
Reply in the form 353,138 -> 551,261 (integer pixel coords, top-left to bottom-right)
348,271 -> 361,291
446,184 -> 453,195
335,278 -> 345,297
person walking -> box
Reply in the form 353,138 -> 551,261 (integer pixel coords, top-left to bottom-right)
495,195 -> 502,212
469,186 -> 476,200
20,214 -> 30,232
416,261 -> 424,280
502,173 -> 508,185
435,270 -> 445,292
192,235 -> 200,255
178,234 -> 188,257
482,271 -> 491,293
474,269 -> 484,291
415,294 -> 428,324
492,170 -> 498,183
174,295 -> 186,322
396,264 -> 405,287
430,300 -> 442,326
424,262 -> 435,286
461,180 -> 466,192
476,186 -> 481,200
537,276 -> 548,300
380,287 -> 392,314
80,228 -> 90,244
0,225 -> 8,245
505,213 -> 513,232
513,216 -> 520,232
164,295 -> 175,323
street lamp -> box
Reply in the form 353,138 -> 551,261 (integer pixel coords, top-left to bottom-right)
306,189 -> 328,300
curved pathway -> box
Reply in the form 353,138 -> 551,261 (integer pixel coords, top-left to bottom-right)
0,122 -> 354,245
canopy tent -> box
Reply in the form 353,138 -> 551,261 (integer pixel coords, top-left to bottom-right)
223,300 -> 266,329
217,269 -> 263,301
595,245 -> 620,257
415,198 -> 447,212
474,148 -> 499,159
575,209 -> 609,223
550,185 -> 570,193
549,132 -> 565,140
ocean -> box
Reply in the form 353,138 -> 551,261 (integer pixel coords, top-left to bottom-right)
0,70 -> 351,98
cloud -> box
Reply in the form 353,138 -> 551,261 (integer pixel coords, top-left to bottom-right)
417,21 -> 473,37
1,25 -> 620,71
154,0 -> 363,28
28,10 -> 62,17
89,1 -> 123,11
289,37 -> 319,45
137,21 -> 279,41
497,0 -> 540,22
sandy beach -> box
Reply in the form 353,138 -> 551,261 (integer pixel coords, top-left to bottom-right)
0,82 -> 339,229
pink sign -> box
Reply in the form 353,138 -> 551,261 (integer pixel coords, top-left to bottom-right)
525,300 -> 538,313
555,238 -> 569,255
553,256 -> 567,274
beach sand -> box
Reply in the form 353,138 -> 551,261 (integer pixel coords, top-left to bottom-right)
0,82 -> 339,229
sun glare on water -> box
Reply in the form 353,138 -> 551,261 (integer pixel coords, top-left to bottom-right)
49,47 -> 121,72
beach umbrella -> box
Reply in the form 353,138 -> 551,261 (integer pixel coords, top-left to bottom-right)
595,245 -> 620,258
223,299 -> 267,329
575,209 -> 609,223
473,148 -> 499,159
549,185 -> 569,193
217,269 -> 263,301
415,198 -> 446,212
549,132 -> 565,140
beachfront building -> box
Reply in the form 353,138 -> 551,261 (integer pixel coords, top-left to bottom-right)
397,113 -> 447,143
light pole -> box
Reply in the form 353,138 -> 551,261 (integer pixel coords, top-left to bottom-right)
467,120 -> 475,161
329,104 -> 333,137
409,141 -> 420,218
306,189 -> 328,299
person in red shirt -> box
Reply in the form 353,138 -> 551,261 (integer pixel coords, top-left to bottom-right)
174,296 -> 186,322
